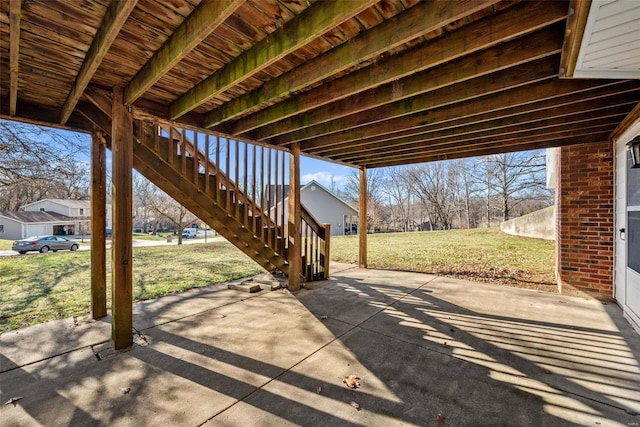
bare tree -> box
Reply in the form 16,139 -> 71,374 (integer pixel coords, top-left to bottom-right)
0,120 -> 89,210
339,168 -> 385,233
382,166 -> 413,231
134,176 -> 199,244
408,162 -> 456,230
485,151 -> 550,221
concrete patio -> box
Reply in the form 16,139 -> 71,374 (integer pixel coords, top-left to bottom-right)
1,263 -> 639,426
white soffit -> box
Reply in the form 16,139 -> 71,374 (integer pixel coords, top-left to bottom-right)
574,0 -> 640,79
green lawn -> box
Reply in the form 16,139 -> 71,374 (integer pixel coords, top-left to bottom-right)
0,239 -> 13,250
132,232 -> 173,241
0,242 -> 264,332
0,228 -> 555,333
331,228 -> 556,290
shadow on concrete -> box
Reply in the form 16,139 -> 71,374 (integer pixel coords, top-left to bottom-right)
1,266 -> 639,425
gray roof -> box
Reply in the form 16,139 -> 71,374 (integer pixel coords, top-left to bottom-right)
20,199 -> 90,209
0,211 -> 75,224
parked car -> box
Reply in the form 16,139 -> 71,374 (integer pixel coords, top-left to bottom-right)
12,235 -> 79,254
181,228 -> 197,238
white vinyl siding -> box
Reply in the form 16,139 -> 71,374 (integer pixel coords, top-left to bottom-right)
574,0 -> 640,79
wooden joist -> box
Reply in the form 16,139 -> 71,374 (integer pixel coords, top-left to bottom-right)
275,56 -> 560,146
301,79 -> 637,154
9,0 -> 21,116
229,1 -> 566,138
124,0 -> 244,105
60,0 -> 138,124
169,0 -> 378,119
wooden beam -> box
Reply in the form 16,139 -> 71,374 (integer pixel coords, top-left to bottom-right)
205,0 -> 503,129
288,142 -> 302,291
361,131 -> 613,169
124,0 -> 244,105
250,24 -> 565,141
84,86 -> 113,117
302,79 -> 636,153
229,2 -> 566,139
277,55 -> 561,146
311,81 -> 640,156
1,101 -> 91,132
559,0 -> 592,78
333,102 -> 636,161
359,167 -> 367,269
9,0 -> 21,116
111,87 -> 133,350
77,101 -> 113,137
169,0 -> 379,119
91,130 -> 108,319
610,101 -> 640,142
360,123 -> 617,167
60,0 -> 137,125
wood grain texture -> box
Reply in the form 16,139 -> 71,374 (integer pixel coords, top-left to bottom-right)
111,87 -> 134,350
91,130 -> 107,319
359,167 -> 367,269
287,142 -> 301,291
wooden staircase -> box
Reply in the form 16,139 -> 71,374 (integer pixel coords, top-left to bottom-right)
131,119 -> 330,281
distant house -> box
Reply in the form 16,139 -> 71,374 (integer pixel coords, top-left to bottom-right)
0,211 -> 78,241
22,199 -> 91,217
0,199 -> 111,240
271,180 -> 359,236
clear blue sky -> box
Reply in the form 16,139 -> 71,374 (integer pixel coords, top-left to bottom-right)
300,155 -> 356,191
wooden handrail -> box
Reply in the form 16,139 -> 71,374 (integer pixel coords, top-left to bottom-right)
135,118 -> 331,281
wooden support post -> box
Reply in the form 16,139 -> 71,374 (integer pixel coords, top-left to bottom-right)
359,167 -> 367,269
111,87 -> 133,349
323,224 -> 331,279
90,130 -> 107,318
287,143 -> 302,290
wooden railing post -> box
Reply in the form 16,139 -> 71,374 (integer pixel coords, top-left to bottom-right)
90,130 -> 107,319
359,166 -> 367,269
323,224 -> 331,278
288,143 -> 302,290
111,86 -> 133,350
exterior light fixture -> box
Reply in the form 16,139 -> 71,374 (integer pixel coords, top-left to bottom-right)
630,136 -> 640,169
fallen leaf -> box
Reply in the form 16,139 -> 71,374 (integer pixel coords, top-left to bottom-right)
343,375 -> 361,389
4,397 -> 23,406
316,386 -> 322,394
435,413 -> 445,422
350,401 -> 361,411
121,387 -> 131,395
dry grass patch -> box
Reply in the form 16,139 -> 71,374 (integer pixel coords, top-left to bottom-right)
0,242 -> 264,332
331,228 -> 556,292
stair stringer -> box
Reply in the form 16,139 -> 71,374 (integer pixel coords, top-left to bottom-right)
132,139 -> 289,275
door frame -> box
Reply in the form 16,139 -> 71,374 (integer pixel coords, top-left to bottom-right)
614,120 -> 640,334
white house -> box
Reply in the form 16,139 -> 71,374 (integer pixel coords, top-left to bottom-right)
22,199 -> 90,217
0,211 -> 77,240
272,180 -> 358,236
23,199 -> 112,229
0,199 -> 112,240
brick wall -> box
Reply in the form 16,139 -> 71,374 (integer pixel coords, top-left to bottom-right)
556,141 -> 614,299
